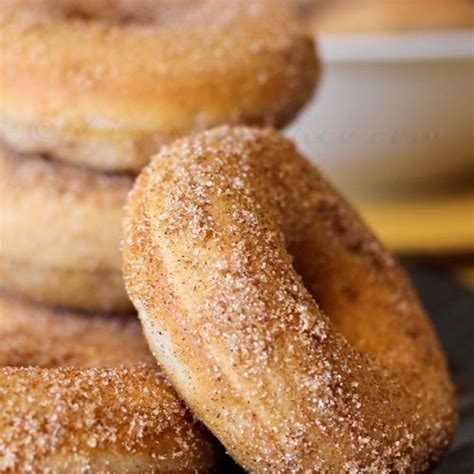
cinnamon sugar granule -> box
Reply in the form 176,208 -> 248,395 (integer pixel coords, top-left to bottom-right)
0,292 -> 220,472
123,126 -> 456,472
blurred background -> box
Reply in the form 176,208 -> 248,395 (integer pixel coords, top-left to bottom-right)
286,1 -> 473,470
286,0 -> 473,286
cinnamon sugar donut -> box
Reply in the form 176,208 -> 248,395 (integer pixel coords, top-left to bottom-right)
0,290 -> 222,473
0,0 -> 318,172
0,143 -> 132,313
123,126 -> 457,472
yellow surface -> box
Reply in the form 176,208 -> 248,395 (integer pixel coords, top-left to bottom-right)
357,190 -> 474,255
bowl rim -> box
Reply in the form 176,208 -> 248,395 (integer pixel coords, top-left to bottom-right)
317,29 -> 474,62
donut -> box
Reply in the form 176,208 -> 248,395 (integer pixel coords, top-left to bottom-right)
0,0 -> 318,172
0,289 -> 222,473
123,126 -> 457,472
0,142 -> 132,313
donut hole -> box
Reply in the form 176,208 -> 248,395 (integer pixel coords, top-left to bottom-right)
2,352 -> 66,369
61,1 -> 208,27
62,7 -> 146,26
0,331 -> 88,369
74,12 -> 152,26
63,8 -> 94,22
4,350 -> 95,369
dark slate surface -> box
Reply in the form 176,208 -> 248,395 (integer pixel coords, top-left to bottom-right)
405,263 -> 474,473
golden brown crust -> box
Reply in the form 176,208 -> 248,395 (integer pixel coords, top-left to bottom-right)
0,143 -> 133,312
123,126 -> 457,472
0,290 -> 222,473
0,0 -> 318,172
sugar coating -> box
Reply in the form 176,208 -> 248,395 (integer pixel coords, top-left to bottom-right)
0,142 -> 133,313
123,126 -> 457,473
0,291 -> 221,473
0,0 -> 318,172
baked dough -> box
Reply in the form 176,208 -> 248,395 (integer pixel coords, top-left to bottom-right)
0,0 -> 318,171
123,126 -> 456,472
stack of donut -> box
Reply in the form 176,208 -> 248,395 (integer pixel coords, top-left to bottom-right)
0,0 -> 317,313
0,1 -> 457,473
0,0 -> 318,471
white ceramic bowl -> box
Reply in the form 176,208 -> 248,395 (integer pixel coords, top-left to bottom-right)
286,29 -> 474,197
